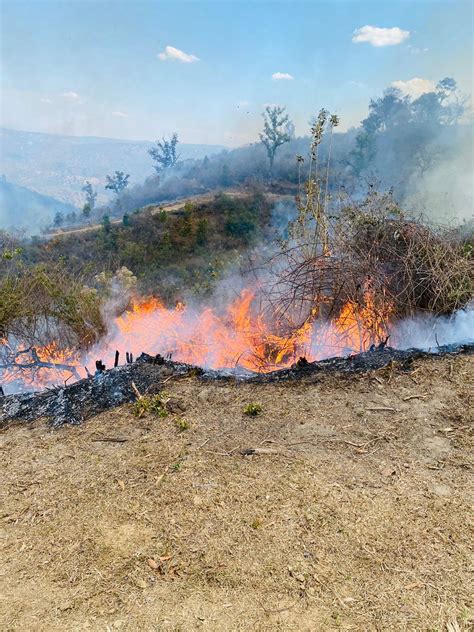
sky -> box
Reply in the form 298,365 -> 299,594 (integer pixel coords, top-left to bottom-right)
0,0 -> 472,146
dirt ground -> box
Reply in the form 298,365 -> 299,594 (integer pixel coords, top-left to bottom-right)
1,354 -> 473,631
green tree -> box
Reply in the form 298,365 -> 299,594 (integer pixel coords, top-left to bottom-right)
82,181 -> 97,209
102,214 -> 111,233
53,211 -> 64,227
220,164 -> 231,186
196,218 -> 208,246
82,203 -> 92,220
259,106 -> 292,179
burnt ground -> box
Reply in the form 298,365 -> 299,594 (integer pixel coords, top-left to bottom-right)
1,354 -> 473,631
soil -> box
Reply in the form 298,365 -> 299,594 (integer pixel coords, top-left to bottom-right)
1,354 -> 472,631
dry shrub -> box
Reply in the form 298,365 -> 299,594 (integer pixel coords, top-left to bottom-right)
340,195 -> 473,316
267,112 -> 473,336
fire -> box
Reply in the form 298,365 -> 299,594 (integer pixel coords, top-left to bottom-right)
0,287 -> 391,392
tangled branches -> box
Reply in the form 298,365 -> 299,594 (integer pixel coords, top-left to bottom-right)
267,112 -> 473,343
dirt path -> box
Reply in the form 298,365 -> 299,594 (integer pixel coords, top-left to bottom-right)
1,354 -> 472,630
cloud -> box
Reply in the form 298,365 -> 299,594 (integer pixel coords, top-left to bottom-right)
62,90 -> 80,100
391,77 -> 436,98
112,110 -> 129,118
352,25 -> 410,47
157,45 -> 199,63
272,72 -> 294,81
40,97 -> 52,104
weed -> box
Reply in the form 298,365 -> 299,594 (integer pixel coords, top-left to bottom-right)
132,393 -> 170,419
175,417 -> 190,432
243,403 -> 263,417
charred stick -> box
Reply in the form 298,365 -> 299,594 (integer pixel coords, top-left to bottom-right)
114,350 -> 120,368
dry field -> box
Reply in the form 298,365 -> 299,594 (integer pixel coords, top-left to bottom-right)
1,354 -> 473,631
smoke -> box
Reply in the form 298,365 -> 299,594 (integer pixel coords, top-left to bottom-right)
403,126 -> 474,223
390,307 -> 474,351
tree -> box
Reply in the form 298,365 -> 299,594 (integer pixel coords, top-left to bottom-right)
82,181 -> 97,209
82,203 -> 92,220
220,164 -> 231,187
101,214 -> 111,233
53,211 -> 64,227
259,106 -> 292,179
350,77 -> 465,180
105,171 -> 130,195
148,133 -> 180,172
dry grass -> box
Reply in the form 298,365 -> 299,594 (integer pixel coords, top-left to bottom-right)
1,354 -> 473,631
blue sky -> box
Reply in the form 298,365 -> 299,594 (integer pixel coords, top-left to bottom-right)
1,0 -> 472,145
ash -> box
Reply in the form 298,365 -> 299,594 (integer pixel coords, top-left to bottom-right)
1,344 -> 473,429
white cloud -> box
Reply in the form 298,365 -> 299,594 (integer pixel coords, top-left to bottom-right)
112,110 -> 129,118
157,45 -> 199,63
62,90 -> 80,100
391,77 -> 436,98
40,97 -> 52,104
272,72 -> 294,81
352,25 -> 410,47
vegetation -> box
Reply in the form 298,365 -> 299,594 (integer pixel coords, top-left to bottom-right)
132,392 -> 170,419
24,192 -> 272,300
0,191 -> 272,356
0,236 -> 105,348
259,106 -> 293,179
105,171 -> 130,195
243,402 -> 263,416
148,133 -> 180,172
270,109 -> 473,338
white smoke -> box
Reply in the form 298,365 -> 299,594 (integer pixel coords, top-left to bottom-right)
390,307 -> 474,350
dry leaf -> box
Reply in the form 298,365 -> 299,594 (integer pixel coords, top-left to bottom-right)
147,558 -> 158,570
117,480 -> 125,490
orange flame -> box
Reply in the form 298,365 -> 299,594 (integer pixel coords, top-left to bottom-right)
1,287 -> 391,391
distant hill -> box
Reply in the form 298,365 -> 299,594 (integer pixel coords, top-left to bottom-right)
0,176 -> 77,234
0,127 -> 226,208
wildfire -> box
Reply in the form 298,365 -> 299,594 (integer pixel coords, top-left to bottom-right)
0,288 -> 391,392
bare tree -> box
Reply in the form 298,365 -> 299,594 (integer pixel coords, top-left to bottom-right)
259,106 -> 292,179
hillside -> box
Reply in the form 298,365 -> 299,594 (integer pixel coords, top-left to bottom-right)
1,352 -> 472,630
23,191 -> 277,299
0,176 -> 77,233
0,127 -> 226,207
